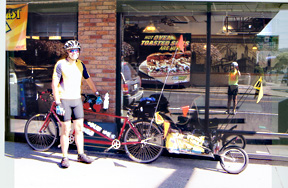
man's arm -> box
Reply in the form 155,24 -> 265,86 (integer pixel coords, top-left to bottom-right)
81,62 -> 98,94
236,67 -> 241,77
237,70 -> 241,77
85,77 -> 97,94
52,78 -> 61,104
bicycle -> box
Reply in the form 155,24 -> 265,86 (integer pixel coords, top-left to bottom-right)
221,125 -> 246,149
131,94 -> 249,173
25,91 -> 249,173
154,111 -> 249,174
24,91 -> 164,163
132,94 -> 246,149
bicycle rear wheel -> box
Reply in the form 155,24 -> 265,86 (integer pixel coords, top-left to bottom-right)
219,146 -> 249,174
24,114 -> 59,151
124,121 -> 164,163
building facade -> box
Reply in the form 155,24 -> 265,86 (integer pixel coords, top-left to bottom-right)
3,0 -> 288,151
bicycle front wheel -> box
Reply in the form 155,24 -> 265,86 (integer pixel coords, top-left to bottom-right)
219,146 -> 249,174
124,121 -> 164,163
24,114 -> 59,151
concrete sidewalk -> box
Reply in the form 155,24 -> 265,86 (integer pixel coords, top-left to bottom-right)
2,141 -> 288,188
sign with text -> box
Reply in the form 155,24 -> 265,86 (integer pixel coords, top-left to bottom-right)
256,35 -> 278,51
138,34 -> 191,85
6,4 -> 28,51
139,34 -> 191,61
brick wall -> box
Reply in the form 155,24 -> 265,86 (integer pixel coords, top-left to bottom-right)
7,0 -> 75,3
78,0 -> 116,121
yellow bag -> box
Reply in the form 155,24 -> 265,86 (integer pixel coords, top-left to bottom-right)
165,133 -> 205,154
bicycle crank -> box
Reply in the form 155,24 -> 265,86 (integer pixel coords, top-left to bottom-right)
141,138 -> 165,148
58,134 -> 76,148
69,134 -> 75,144
104,139 -> 121,152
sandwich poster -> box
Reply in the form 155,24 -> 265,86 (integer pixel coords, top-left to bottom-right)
6,4 -> 28,51
138,33 -> 191,85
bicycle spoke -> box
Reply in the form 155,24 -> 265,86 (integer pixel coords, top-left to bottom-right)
124,121 -> 163,163
220,147 -> 248,174
25,114 -> 59,151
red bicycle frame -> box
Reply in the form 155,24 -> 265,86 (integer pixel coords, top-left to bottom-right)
83,109 -> 142,146
41,101 -> 143,149
39,101 -> 62,133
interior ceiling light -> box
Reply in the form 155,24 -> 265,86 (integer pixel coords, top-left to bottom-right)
252,44 -> 258,50
32,36 -> 40,40
217,15 -> 238,35
143,22 -> 159,33
223,25 -> 233,32
49,36 -> 61,40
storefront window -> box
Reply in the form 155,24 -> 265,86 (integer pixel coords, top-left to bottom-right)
119,1 -> 288,155
7,2 -> 78,134
5,0 -> 288,157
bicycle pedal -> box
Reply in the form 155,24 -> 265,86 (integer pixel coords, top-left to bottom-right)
104,139 -> 121,153
104,146 -> 112,153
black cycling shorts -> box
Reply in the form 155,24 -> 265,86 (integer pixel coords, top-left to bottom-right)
60,98 -> 84,122
228,85 -> 238,96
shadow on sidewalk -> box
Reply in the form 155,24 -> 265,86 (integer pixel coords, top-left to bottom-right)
4,141 -> 103,166
4,141 -> 224,174
5,141 -> 66,165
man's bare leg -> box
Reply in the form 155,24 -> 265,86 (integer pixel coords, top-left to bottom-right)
60,120 -> 72,168
73,118 -> 94,163
61,121 -> 72,157
73,118 -> 84,154
233,95 -> 238,114
227,95 -> 232,114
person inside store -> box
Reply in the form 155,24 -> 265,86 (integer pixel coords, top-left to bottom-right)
226,61 -> 241,115
52,40 -> 99,168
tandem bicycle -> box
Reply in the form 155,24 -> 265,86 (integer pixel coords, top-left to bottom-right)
24,91 -> 249,173
24,91 -> 163,163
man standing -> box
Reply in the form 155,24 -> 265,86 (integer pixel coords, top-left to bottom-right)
227,62 -> 241,115
52,40 -> 99,168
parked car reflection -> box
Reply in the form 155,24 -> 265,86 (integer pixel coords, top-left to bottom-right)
121,61 -> 143,108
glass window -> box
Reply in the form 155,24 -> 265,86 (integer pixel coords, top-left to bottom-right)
122,62 -> 138,81
8,2 -> 78,134
119,1 -> 288,157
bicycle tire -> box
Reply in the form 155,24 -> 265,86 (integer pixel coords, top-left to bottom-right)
24,114 -> 59,151
219,146 -> 249,174
222,134 -> 246,149
124,121 -> 164,163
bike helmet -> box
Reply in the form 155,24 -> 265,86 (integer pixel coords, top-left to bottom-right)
231,62 -> 238,67
64,40 -> 81,50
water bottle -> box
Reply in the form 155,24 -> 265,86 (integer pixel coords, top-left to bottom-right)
96,96 -> 103,105
103,92 -> 109,110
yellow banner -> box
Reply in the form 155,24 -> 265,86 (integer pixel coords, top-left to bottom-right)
254,76 -> 264,103
256,82 -> 263,104
6,4 -> 28,51
155,112 -> 164,125
253,76 -> 262,90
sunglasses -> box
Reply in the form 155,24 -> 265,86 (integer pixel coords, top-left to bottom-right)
68,49 -> 79,53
